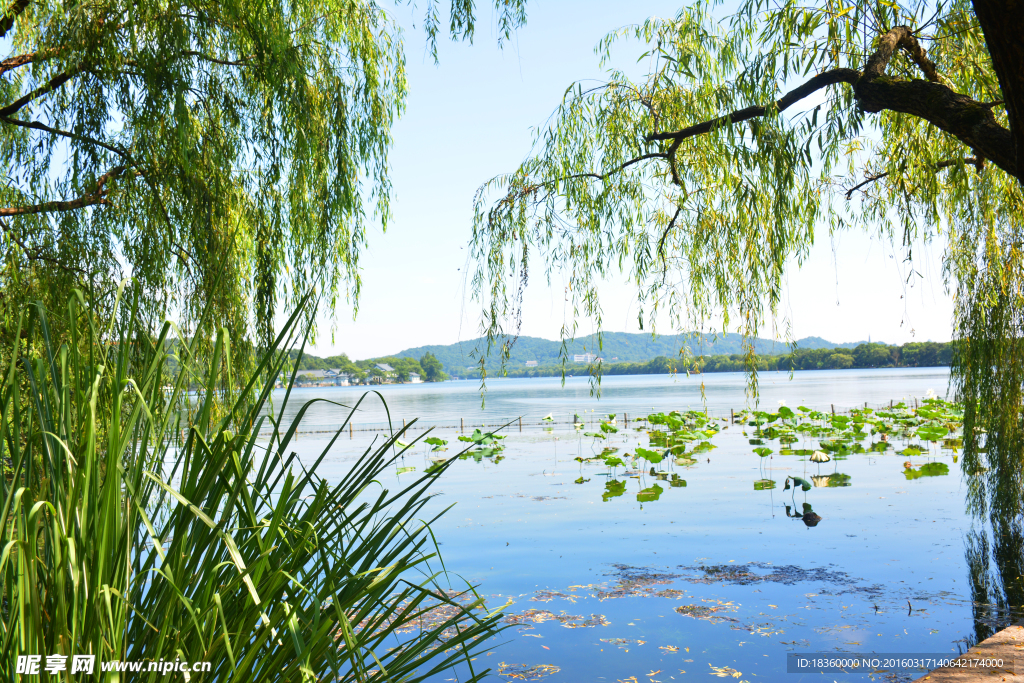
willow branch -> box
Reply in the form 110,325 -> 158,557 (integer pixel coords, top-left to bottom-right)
865,25 -> 941,83
647,69 -> 861,145
0,219 -> 88,274
0,0 -> 30,40
0,165 -> 125,216
0,49 -> 59,77
0,64 -> 83,116
180,50 -> 252,67
657,206 -> 684,262
647,25 -> 1016,178
844,156 -> 984,199
0,115 -> 133,163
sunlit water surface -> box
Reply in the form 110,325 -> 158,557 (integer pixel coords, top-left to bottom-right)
271,368 -> 985,682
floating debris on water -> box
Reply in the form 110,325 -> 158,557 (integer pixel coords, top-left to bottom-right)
504,609 -> 610,629
674,603 -> 739,624
600,637 -> 646,651
497,662 -> 561,680
677,562 -> 861,587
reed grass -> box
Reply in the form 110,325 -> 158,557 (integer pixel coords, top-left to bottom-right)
0,290 -> 501,681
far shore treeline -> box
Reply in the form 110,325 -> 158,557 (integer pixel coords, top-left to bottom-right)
294,340 -> 952,382
463,341 -> 953,379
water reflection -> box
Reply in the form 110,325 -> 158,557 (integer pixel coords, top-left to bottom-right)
784,502 -> 823,527
965,519 -> 1024,646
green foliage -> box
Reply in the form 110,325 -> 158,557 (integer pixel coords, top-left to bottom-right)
0,294 -> 502,681
469,0 -> 1022,519
635,447 -> 664,464
289,334 -> 950,381
602,479 -> 627,501
420,352 -> 448,381
454,341 -> 955,379
785,477 -> 813,492
0,0 -> 528,351
637,484 -> 663,502
390,331 -> 885,377
904,462 -> 951,480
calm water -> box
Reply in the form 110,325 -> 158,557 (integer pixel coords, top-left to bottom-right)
272,368 -> 990,682
271,367 -> 953,432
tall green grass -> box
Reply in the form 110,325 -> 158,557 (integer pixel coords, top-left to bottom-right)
1,291 -> 501,681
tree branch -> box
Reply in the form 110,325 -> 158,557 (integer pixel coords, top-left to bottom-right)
0,115 -> 134,162
844,157 -> 984,199
854,73 -> 1015,176
0,0 -> 30,40
647,68 -> 861,144
180,50 -> 252,67
0,64 -> 83,117
646,25 -> 1017,179
0,49 -> 58,77
864,25 -> 941,83
0,165 -> 125,216
657,205 -> 684,261
0,219 -> 88,274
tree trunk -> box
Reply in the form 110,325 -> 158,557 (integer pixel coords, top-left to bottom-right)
973,0 -> 1024,185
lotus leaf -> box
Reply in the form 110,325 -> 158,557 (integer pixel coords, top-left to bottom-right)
602,480 -> 627,501
637,484 -> 664,502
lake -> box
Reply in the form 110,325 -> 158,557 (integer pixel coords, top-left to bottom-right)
272,367 -> 954,433
271,368 -> 1005,682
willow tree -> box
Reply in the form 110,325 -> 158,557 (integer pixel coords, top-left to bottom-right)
0,0 -> 526,348
472,0 -> 1024,518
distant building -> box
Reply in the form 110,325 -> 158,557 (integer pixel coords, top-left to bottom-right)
525,360 -> 538,367
296,369 -> 352,386
372,363 -> 396,384
409,373 -> 422,383
325,369 -> 352,386
573,353 -> 597,364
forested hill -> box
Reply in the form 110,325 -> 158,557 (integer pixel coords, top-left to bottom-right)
387,332 -> 866,375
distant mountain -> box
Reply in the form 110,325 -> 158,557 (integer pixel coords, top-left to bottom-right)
387,332 -> 874,374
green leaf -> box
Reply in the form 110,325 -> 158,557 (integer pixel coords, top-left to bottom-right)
635,447 -> 664,464
602,480 -> 627,501
637,484 -> 664,502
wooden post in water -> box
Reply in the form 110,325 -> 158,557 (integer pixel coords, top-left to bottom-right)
461,417 -> 464,433
350,422 -> 353,438
865,401 -> 868,409
890,399 -> 893,409
831,404 -> 835,416
519,416 -> 522,432
731,408 -> 734,423
624,412 -> 628,426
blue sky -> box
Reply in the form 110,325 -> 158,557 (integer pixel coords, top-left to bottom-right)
309,1 -> 955,359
